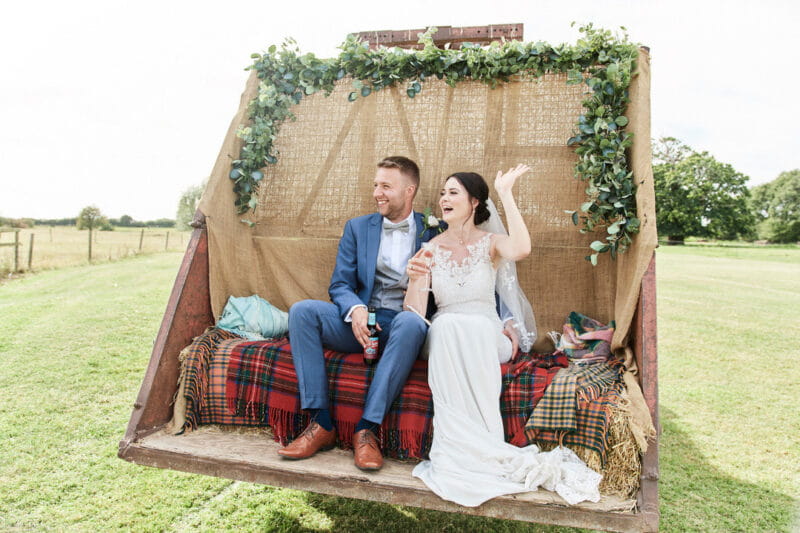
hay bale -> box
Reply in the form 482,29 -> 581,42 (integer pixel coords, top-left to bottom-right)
538,393 -> 641,499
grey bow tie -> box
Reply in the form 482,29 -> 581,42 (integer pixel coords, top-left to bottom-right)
383,220 -> 410,234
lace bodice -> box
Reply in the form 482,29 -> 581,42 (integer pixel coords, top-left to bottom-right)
429,234 -> 499,322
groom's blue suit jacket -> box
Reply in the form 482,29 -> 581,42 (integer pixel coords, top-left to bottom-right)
328,211 -> 440,321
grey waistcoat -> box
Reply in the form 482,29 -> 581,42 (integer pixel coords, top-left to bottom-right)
368,247 -> 411,312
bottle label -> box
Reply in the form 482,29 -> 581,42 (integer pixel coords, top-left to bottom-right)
364,337 -> 379,360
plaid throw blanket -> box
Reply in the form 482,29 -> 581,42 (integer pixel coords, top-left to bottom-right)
222,338 -> 568,460
226,339 -> 433,460
179,319 -> 622,461
501,351 -> 568,446
179,328 -> 244,431
532,381 -> 624,464
525,312 -> 623,463
557,311 -> 616,365
527,362 -> 620,433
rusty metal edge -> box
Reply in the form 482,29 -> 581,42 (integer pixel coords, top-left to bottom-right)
634,255 -> 660,532
119,225 -> 213,450
355,23 -> 524,49
120,443 -> 648,532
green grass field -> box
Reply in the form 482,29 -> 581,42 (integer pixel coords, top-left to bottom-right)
0,245 -> 797,532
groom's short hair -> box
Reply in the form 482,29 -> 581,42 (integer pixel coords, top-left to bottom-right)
377,156 -> 420,189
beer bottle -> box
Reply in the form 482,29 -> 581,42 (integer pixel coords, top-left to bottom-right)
364,306 -> 379,365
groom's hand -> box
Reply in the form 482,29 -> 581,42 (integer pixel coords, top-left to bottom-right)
351,307 -> 381,347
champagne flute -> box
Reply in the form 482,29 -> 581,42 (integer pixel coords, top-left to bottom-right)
419,242 -> 435,292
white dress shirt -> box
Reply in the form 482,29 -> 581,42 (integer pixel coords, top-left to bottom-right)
379,211 -> 416,274
345,212 -> 416,322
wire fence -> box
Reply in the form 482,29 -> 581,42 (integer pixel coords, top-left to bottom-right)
0,226 -> 191,276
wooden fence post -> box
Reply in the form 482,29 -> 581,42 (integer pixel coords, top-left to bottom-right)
165,231 -> 169,251
28,233 -> 34,271
13,230 -> 19,272
139,228 -> 145,252
88,228 -> 93,262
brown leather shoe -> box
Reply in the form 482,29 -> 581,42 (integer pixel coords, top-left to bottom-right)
277,421 -> 336,460
353,429 -> 383,471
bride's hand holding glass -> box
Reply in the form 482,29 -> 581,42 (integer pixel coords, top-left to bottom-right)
406,244 -> 434,291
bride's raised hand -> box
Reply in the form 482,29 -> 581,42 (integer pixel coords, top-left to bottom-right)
494,163 -> 530,197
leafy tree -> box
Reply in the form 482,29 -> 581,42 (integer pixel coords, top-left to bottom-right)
146,218 -> 176,228
76,206 -> 108,231
76,206 -> 110,261
118,214 -> 134,227
33,217 -> 77,226
653,136 -> 691,166
176,182 -> 206,231
751,169 -> 800,243
653,139 -> 755,243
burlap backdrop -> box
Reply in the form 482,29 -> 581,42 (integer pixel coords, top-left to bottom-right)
199,49 -> 657,358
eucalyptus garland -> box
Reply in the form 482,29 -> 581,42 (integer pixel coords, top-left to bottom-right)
232,25 -> 640,262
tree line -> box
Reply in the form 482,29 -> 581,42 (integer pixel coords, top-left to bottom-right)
3,155 -> 797,244
654,137 -> 798,244
0,214 -> 175,230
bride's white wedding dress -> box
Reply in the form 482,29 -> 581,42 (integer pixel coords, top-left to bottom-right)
412,234 -> 601,507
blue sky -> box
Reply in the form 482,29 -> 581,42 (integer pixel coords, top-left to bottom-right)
1,0 -> 797,220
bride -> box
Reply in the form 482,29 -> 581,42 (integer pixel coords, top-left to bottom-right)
403,164 -> 601,507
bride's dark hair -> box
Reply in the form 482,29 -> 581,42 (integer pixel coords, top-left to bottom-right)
446,172 -> 491,225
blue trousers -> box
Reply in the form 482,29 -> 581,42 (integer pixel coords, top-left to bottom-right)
288,300 -> 428,424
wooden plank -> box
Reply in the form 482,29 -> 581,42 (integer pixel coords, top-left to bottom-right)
121,428 -> 648,532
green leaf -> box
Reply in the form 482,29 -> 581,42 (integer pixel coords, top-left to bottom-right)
240,219 -> 256,227
590,240 -> 606,252
607,221 -> 620,234
229,169 -> 241,180
348,91 -> 358,102
251,170 -> 263,182
615,116 -> 629,127
361,86 -> 372,97
580,201 -> 594,212
571,211 -> 579,225
590,253 -> 598,266
407,87 -> 416,98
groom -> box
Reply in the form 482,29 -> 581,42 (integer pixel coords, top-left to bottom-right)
280,156 -> 433,471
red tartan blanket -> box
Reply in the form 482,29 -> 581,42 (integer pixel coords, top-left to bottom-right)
224,335 -> 567,460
